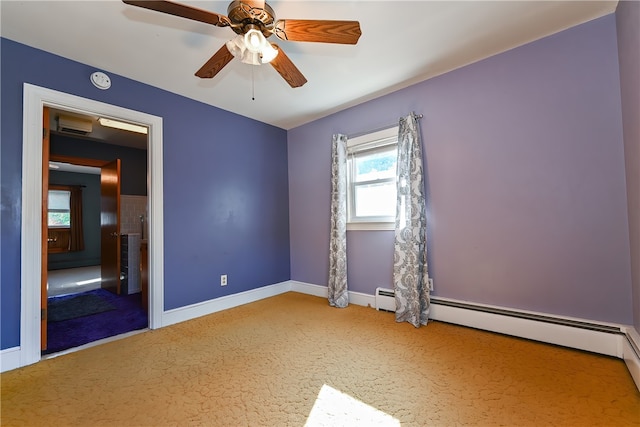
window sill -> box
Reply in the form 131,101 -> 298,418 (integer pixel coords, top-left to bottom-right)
347,222 -> 395,231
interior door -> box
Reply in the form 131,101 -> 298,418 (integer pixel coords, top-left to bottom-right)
41,107 -> 50,350
101,159 -> 121,294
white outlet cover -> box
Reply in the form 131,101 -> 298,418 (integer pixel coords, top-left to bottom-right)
90,71 -> 111,90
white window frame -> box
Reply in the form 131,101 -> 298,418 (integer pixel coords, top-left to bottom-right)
47,189 -> 71,228
347,126 -> 398,231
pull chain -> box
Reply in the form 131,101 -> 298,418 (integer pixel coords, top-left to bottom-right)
252,65 -> 255,101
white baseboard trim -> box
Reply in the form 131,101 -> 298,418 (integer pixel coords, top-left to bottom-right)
161,281 -> 292,327
288,281 -> 375,308
290,281 -> 327,298
622,327 -> 640,390
1,347 -> 21,373
349,291 -> 376,308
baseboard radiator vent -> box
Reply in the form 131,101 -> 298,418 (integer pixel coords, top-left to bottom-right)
430,297 -> 624,334
375,287 -> 396,312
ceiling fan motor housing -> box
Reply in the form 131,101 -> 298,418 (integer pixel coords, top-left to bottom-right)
227,1 -> 276,38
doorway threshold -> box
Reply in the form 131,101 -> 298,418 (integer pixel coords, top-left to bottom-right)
41,328 -> 148,360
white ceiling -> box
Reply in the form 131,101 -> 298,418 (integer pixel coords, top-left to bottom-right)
1,1 -> 618,130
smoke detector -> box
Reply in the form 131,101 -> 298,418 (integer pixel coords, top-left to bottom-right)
90,71 -> 111,90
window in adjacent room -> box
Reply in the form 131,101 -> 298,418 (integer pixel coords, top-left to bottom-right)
48,188 -> 71,227
48,184 -> 84,253
347,126 -> 398,230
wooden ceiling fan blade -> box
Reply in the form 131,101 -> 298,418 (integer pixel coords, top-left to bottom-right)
274,19 -> 362,44
195,44 -> 234,79
269,45 -> 307,88
122,1 -> 230,27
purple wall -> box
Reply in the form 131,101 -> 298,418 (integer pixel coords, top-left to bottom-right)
0,38 -> 290,349
616,1 -> 640,332
288,14 -> 633,324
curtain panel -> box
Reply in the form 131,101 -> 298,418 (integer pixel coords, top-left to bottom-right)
393,114 -> 429,327
69,185 -> 84,252
328,134 -> 349,308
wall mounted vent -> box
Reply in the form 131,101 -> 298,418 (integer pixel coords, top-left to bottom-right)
375,287 -> 396,312
57,115 -> 93,135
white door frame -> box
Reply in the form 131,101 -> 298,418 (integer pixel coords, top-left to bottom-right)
20,83 -> 165,367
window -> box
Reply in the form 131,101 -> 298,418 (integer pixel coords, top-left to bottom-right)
347,127 -> 398,230
48,189 -> 71,228
48,184 -> 84,253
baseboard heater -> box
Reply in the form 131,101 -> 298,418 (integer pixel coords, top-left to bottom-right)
376,287 -> 639,358
376,287 -> 624,335
431,297 -> 624,335
375,287 -> 396,312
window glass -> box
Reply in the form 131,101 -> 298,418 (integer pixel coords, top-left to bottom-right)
48,190 -> 71,227
347,127 -> 398,230
354,181 -> 396,217
354,148 -> 396,182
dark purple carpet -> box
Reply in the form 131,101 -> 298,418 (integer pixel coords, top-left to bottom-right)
44,288 -> 148,355
48,292 -> 116,322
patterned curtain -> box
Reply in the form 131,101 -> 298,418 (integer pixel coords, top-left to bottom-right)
328,134 -> 349,308
393,114 -> 429,327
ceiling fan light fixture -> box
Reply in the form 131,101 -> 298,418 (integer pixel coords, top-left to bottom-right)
226,35 -> 257,65
228,32 -> 276,65
259,42 -> 278,64
244,27 -> 266,53
226,35 -> 245,56
242,51 -> 261,65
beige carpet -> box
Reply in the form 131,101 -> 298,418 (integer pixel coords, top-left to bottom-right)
2,292 -> 639,426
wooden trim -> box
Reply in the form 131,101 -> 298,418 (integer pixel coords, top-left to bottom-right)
47,228 -> 70,253
49,184 -> 76,191
49,154 -> 109,168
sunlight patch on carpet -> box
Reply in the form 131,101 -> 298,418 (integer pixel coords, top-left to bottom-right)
305,384 -> 400,427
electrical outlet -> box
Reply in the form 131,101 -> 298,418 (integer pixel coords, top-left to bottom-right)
220,274 -> 227,286
428,278 -> 434,291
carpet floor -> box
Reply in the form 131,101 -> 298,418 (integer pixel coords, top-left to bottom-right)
44,289 -> 148,355
48,292 -> 116,322
2,292 -> 639,426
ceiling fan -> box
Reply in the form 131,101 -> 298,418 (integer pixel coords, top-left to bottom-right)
122,0 -> 362,88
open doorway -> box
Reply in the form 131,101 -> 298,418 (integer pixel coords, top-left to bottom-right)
21,84 -> 164,367
43,107 -> 149,354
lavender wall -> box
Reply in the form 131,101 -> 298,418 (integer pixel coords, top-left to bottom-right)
0,38 -> 290,349
616,1 -> 640,332
288,14 -> 633,324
